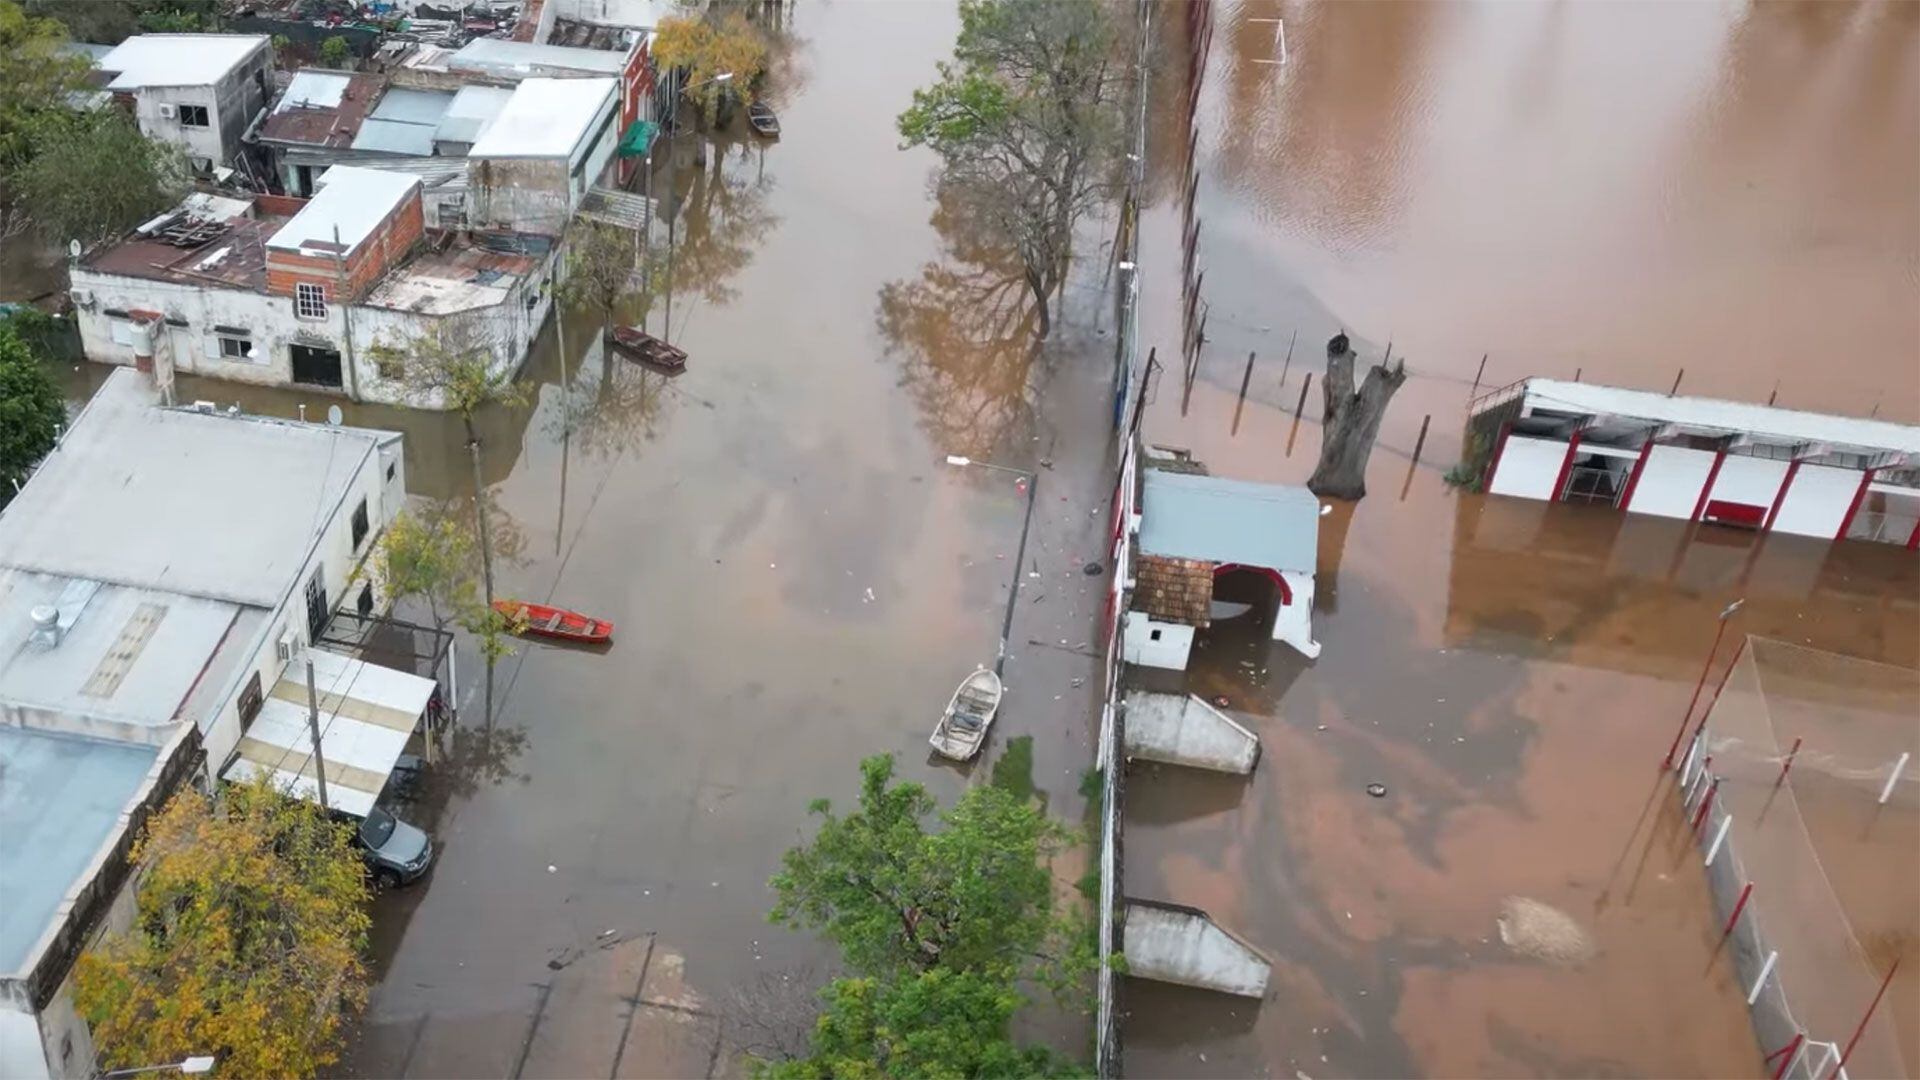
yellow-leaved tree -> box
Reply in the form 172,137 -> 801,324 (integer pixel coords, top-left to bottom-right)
74,777 -> 372,1078
651,12 -> 768,126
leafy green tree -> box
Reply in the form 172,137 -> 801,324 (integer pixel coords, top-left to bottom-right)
319,34 -> 350,69
898,0 -> 1125,338
754,969 -> 1079,1079
0,0 -> 92,239
9,107 -> 185,248
770,754 -> 1075,979
359,507 -> 476,636
24,0 -> 220,45
74,778 -> 371,1079
0,320 -> 62,499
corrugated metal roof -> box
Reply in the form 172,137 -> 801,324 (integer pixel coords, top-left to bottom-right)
1138,470 -> 1320,573
450,37 -> 628,77
1518,378 -> 1920,456
434,84 -> 514,146
277,70 -> 350,112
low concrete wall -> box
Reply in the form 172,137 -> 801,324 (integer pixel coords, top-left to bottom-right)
1122,691 -> 1258,774
1123,899 -> 1271,999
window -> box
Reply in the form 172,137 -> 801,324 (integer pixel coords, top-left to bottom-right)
177,104 -> 210,127
218,334 -> 255,361
237,671 -> 264,731
357,584 -> 375,617
351,498 -> 370,550
1149,629 -> 1163,642
304,570 -> 329,642
296,282 -> 328,320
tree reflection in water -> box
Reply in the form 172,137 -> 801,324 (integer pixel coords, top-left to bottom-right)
877,196 -> 1043,462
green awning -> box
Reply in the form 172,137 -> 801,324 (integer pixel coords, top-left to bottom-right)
617,120 -> 659,158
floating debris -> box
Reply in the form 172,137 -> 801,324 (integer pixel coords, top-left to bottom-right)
1366,783 -> 1388,797
1497,896 -> 1595,966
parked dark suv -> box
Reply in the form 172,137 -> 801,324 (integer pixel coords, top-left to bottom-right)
351,805 -> 433,888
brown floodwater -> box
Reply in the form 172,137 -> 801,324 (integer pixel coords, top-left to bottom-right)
1120,0 -> 1919,1077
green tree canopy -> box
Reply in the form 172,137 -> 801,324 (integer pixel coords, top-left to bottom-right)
754,969 -> 1080,1080
0,1 -> 91,178
319,34 -> 350,69
74,778 -> 371,1078
0,318 -> 63,499
897,0 -> 1125,338
770,754 -> 1073,978
9,106 -> 185,248
652,12 -> 768,126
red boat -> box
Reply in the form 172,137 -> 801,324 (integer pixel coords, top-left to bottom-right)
492,600 -> 614,645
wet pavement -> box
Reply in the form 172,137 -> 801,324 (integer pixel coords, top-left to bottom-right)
1117,0 -> 1918,1076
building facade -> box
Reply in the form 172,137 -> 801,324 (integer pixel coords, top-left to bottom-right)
95,34 -> 273,172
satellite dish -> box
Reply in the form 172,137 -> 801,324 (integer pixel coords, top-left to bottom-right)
326,405 -> 344,426
68,240 -> 82,259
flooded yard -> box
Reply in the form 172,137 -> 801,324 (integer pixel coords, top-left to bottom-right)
1119,0 -> 1917,1076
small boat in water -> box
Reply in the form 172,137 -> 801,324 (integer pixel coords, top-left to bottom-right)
929,667 -> 1003,761
492,600 -> 614,645
748,100 -> 780,137
606,325 -> 687,374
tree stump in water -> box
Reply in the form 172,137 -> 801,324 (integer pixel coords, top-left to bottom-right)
1307,332 -> 1407,500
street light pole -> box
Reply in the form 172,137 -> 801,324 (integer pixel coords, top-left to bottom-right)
945,455 -> 1038,676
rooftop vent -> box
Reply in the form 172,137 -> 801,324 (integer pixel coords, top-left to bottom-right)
29,605 -> 60,647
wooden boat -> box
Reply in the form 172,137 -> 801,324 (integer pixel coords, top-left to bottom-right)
928,667 -> 1003,762
748,100 -> 780,137
492,599 -> 614,645
606,325 -> 687,374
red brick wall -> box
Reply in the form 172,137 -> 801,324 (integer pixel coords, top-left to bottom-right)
265,190 -> 424,303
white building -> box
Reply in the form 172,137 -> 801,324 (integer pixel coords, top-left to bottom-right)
0,369 -> 437,1078
95,34 -> 273,172
1472,378 -> 1920,548
1123,462 -> 1323,670
69,166 -> 555,407
467,77 -> 621,236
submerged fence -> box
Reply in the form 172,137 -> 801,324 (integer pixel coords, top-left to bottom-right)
1673,637 -> 1916,1080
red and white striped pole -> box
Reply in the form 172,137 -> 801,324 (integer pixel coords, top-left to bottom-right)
1665,599 -> 1744,769
1777,736 -> 1803,785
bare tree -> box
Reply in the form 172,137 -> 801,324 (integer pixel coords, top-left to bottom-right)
1307,332 -> 1407,500
898,0 -> 1127,338
370,318 -> 527,724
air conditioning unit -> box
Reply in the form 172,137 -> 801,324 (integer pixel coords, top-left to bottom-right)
276,627 -> 299,661
157,103 -> 177,119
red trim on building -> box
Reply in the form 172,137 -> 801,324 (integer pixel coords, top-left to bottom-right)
1690,450 -> 1729,523
1551,431 -> 1585,503
1618,438 -> 1657,511
1214,563 -> 1291,605
1906,517 -> 1920,552
1761,460 -> 1802,532
1481,421 -> 1514,490
1835,468 -> 1877,541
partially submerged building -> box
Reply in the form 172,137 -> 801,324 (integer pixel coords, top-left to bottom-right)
0,369 -> 436,1078
69,165 -> 554,406
1123,454 -> 1323,670
1470,378 -> 1920,548
466,77 -> 622,235
94,34 -> 273,173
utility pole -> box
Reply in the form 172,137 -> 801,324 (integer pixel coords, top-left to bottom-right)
332,225 -> 360,402
304,654 -> 331,811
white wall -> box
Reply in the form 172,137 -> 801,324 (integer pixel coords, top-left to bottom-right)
1122,612 -> 1193,670
1771,464 -> 1861,539
1271,570 -> 1319,658
72,264 -> 549,410
133,86 -> 226,167
1706,454 -> 1789,511
552,0 -> 672,28
1628,445 -> 1716,519
1488,435 -> 1568,500
198,433 -> 402,771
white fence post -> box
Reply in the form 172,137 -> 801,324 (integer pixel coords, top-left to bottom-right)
1747,950 -> 1778,1005
1705,814 -> 1733,866
1879,752 -> 1909,805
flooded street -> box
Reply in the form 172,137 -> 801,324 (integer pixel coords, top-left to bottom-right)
1121,0 -> 1918,1077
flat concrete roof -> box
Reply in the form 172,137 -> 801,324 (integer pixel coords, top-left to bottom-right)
1520,378 -> 1920,456
451,37 -> 628,77
97,34 -> 266,90
1139,470 -> 1321,573
267,166 -> 420,254
0,369 -> 391,608
0,569 -> 256,728
0,728 -> 158,972
468,77 -> 616,159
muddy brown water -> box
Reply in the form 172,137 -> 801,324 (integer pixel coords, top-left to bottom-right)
1122,0 -> 1918,1077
